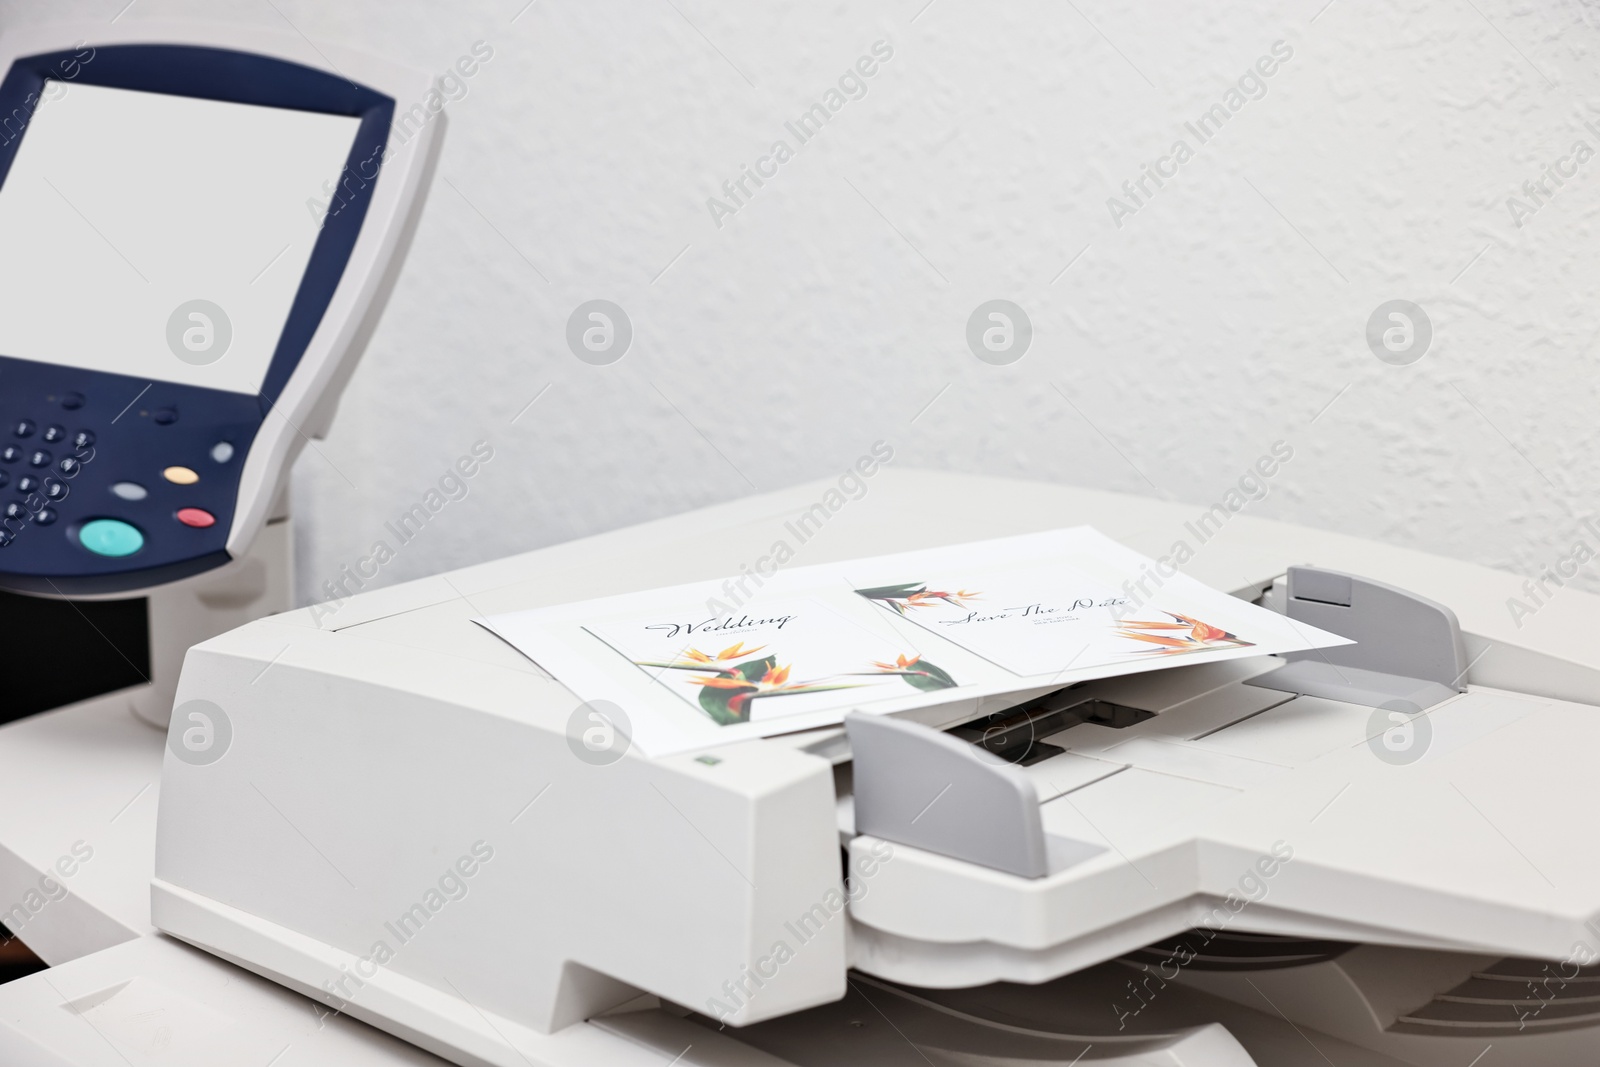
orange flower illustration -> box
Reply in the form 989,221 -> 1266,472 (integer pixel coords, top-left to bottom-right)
1114,613 -> 1253,656
861,652 -> 959,692
636,641 -> 767,674
681,642 -> 765,665
683,659 -> 869,723
855,582 -> 981,615
692,662 -> 796,691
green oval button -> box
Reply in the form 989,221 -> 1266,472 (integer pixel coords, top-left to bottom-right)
79,519 -> 144,557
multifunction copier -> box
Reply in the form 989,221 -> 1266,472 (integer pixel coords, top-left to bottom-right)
113,470 -> 1600,1067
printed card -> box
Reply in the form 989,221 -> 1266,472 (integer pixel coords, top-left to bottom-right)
583,599 -> 963,728
852,567 -> 1256,676
475,526 -> 1351,756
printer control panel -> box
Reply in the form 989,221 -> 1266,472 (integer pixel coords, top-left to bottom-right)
0,355 -> 260,595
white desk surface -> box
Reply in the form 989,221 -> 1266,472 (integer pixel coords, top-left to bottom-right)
0,690 -> 162,964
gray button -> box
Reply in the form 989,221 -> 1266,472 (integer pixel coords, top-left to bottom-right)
210,441 -> 234,463
110,481 -> 148,501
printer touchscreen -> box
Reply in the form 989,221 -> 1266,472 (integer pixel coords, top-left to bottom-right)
0,81 -> 358,395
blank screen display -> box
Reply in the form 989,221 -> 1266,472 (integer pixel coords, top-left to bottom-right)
0,81 -> 360,395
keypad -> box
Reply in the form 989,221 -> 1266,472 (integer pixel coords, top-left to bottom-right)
0,412 -> 97,550
1,386 -> 231,566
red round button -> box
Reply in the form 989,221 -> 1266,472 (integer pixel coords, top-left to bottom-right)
176,507 -> 215,528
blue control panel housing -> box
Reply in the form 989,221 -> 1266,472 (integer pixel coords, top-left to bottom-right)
0,44 -> 394,596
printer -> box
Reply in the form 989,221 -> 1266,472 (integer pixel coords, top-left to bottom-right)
143,469 -> 1600,1067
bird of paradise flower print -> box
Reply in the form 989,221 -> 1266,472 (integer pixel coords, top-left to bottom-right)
632,641 -> 961,725
866,653 -> 959,692
634,641 -> 766,673
632,641 -> 871,726
854,582 -> 982,616
685,659 -> 871,724
1113,613 -> 1254,656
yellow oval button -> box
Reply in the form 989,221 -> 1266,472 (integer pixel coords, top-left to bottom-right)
163,466 -> 199,485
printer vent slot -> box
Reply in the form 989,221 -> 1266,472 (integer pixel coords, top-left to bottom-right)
948,691 -> 1153,766
1392,956 -> 1600,1035
1122,930 -> 1354,972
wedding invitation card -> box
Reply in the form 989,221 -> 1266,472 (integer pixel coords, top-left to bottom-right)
476,527 -> 1350,756
582,598 -> 958,729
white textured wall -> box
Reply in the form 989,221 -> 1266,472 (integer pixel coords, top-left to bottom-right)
7,0 -> 1598,610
